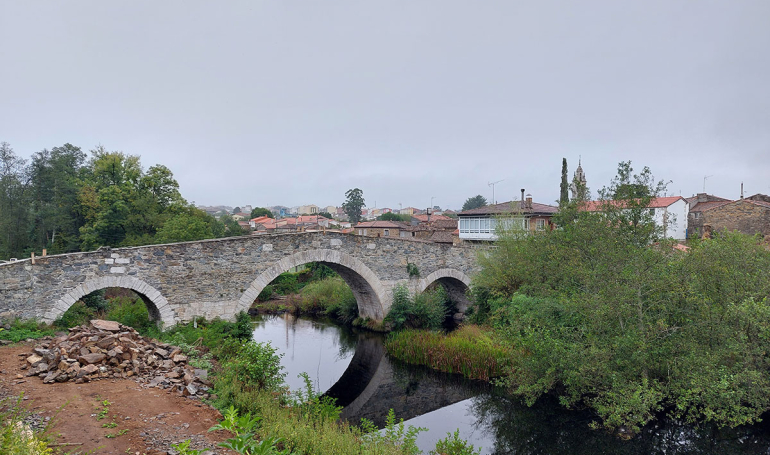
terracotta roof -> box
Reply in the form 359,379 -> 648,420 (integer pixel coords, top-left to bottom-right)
747,200 -> 770,209
582,196 -> 685,212
459,200 -> 558,216
353,221 -> 407,229
249,216 -> 273,224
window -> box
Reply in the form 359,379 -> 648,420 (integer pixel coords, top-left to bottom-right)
536,219 -> 546,230
523,218 -> 530,231
384,229 -> 390,236
694,212 -> 701,219
649,208 -> 655,215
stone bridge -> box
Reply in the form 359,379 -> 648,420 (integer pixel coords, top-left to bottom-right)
0,232 -> 478,328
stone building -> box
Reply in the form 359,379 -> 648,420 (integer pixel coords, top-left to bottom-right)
353,220 -> 407,238
685,193 -> 732,238
700,198 -> 770,238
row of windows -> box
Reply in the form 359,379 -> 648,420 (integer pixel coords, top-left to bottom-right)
459,217 -> 546,233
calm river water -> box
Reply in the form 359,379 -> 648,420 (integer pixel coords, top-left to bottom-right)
251,314 -> 770,455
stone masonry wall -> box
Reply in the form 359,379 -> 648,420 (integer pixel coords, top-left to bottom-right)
703,200 -> 770,237
0,232 -> 477,327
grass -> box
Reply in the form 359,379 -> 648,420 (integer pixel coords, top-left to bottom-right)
385,325 -> 515,381
252,277 -> 359,325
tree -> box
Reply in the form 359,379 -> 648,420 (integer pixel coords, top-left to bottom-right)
250,207 -> 273,219
462,195 -> 487,212
0,142 -> 31,259
342,188 -> 365,225
378,212 -> 410,222
559,158 -> 569,205
232,207 -> 241,214
318,211 -> 333,219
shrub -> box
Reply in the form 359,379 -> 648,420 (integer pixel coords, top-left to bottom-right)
257,285 -> 275,302
53,302 -> 96,329
0,320 -> 55,343
386,285 -> 451,330
300,277 -> 358,323
232,311 -> 254,340
431,429 -> 481,455
82,289 -> 109,311
105,296 -> 154,334
222,340 -> 286,392
271,273 -> 301,295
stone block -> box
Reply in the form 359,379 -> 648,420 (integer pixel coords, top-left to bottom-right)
115,258 -> 130,264
109,267 -> 126,274
105,259 -> 114,264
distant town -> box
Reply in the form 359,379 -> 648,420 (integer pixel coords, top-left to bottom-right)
199,162 -> 770,246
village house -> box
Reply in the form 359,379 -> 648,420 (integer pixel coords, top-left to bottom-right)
696,195 -> 770,238
685,193 -> 733,238
353,220 -> 407,238
582,196 -> 689,240
458,190 -> 557,242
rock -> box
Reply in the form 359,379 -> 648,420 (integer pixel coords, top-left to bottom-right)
78,353 -> 106,365
82,364 -> 98,375
0,340 -> 11,346
42,371 -> 60,384
172,354 -> 187,363
154,348 -> 169,358
90,319 -> 121,332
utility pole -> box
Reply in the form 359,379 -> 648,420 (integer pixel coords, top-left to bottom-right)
488,179 -> 504,204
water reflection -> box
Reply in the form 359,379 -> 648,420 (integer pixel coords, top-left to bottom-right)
252,315 -> 770,455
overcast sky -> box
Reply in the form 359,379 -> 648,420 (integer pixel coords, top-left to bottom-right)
1,1 -> 768,210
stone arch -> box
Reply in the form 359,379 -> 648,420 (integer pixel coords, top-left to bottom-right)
42,276 -> 175,328
416,268 -> 473,313
237,249 -> 388,320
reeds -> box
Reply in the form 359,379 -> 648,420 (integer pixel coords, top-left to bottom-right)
385,325 -> 514,381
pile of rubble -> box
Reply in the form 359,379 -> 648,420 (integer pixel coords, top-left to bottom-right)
20,319 -> 212,398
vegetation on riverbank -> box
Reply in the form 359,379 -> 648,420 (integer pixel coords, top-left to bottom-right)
385,325 -> 513,381
467,163 -> 770,433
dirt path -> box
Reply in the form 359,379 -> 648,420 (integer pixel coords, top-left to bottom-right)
0,342 -> 232,455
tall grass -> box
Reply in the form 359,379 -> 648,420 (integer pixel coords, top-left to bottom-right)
385,325 -> 514,381
0,395 -> 54,454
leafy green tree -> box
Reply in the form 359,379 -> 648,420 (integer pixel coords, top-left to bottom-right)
342,188 -> 365,225
461,195 -> 487,212
155,211 -> 216,243
472,163 -> 770,433
232,207 -> 241,214
0,142 -> 31,259
559,158 -> 569,205
318,211 -> 333,219
249,207 -> 273,219
378,212 -> 410,222
220,214 -> 246,237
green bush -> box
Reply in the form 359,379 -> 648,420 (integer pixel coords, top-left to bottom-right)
221,340 -> 286,393
271,273 -> 301,295
386,285 -> 451,330
232,311 -> 254,340
53,302 -> 96,329
105,296 -> 154,334
0,320 -> 55,343
82,289 -> 109,311
300,277 -> 358,323
257,285 -> 275,302
431,429 -> 481,455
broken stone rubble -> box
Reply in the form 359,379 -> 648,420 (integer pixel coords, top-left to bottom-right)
22,320 -> 212,397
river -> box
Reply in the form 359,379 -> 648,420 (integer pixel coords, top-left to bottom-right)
251,314 -> 770,454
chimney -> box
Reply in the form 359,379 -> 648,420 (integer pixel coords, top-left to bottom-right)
526,193 -> 533,209
521,189 -> 525,208
697,193 -> 708,203
741,182 -> 744,199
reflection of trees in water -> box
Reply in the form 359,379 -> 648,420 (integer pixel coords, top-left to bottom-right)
470,391 -> 770,455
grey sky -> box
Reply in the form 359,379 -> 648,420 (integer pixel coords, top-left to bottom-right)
2,1 -> 768,210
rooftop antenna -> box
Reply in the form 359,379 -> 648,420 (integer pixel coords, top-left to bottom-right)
703,175 -> 713,193
488,179 -> 505,204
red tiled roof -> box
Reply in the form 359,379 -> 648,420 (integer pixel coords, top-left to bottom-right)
582,196 -> 685,212
429,231 -> 454,244
250,216 -> 273,224
459,200 -> 558,216
747,200 -> 770,210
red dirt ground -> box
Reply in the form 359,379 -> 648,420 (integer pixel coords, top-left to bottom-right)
0,341 -> 233,454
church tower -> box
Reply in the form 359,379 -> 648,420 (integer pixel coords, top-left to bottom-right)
569,158 -> 587,200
